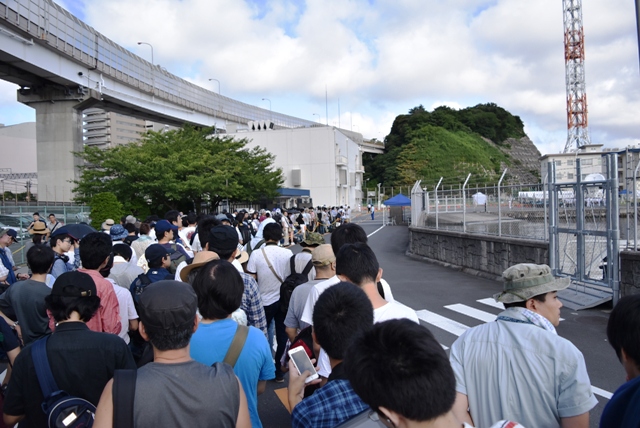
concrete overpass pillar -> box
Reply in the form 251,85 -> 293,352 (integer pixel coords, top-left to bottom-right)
18,86 -> 86,203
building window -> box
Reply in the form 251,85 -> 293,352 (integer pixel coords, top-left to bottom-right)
568,173 -> 574,179
582,159 -> 593,166
567,160 -> 574,166
555,160 -> 562,166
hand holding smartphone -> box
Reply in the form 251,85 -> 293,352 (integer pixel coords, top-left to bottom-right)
288,346 -> 319,384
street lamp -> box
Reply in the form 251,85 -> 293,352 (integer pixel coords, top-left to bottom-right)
138,42 -> 155,96
137,42 -> 154,64
208,78 -> 221,95
262,98 -> 272,121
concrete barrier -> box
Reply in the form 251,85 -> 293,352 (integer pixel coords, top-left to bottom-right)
408,227 -> 548,280
619,251 -> 640,296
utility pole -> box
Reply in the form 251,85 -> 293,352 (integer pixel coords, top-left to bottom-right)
562,0 -> 591,153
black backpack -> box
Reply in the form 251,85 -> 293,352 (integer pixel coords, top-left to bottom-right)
32,336 -> 96,428
279,255 -> 313,314
130,273 -> 152,305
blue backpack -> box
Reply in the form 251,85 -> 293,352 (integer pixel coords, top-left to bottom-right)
32,336 -> 96,428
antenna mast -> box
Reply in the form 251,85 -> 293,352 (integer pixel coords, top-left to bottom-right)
563,0 -> 591,153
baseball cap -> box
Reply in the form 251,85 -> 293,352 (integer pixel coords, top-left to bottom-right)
312,244 -> 336,267
208,225 -> 238,252
145,244 -> 170,265
154,220 -> 174,235
138,280 -> 197,333
494,263 -> 571,303
51,271 -> 96,297
0,228 -> 18,242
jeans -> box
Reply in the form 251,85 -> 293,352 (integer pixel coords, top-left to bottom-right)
264,301 -> 287,378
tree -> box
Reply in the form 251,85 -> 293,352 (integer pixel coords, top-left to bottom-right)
89,192 -> 123,230
73,126 -> 284,213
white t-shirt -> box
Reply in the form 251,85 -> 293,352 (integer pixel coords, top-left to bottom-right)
300,276 -> 394,326
179,226 -> 196,248
317,294 -> 417,377
246,244 -> 292,306
107,278 -> 138,344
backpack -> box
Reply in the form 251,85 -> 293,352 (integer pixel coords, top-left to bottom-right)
32,336 -> 96,428
130,273 -> 152,305
279,255 -> 313,315
237,224 -> 252,246
168,243 -> 190,274
246,239 -> 264,256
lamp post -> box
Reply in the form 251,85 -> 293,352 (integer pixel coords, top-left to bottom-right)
137,42 -> 154,64
262,98 -> 272,120
138,42 -> 154,96
208,78 -> 221,95
313,113 -> 320,123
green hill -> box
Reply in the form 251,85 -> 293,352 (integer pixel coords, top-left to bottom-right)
365,103 -> 540,187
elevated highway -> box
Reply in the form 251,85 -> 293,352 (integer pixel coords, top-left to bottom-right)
0,0 -> 385,201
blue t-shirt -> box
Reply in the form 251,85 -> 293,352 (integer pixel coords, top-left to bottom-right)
190,318 -> 274,428
600,375 -> 640,428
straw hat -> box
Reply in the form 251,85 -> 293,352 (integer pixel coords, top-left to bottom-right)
29,222 -> 50,236
179,251 -> 220,283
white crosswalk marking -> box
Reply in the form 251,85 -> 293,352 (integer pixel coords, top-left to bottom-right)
591,386 -> 613,400
446,303 -> 497,323
416,309 -> 470,337
477,297 -> 505,310
477,297 -> 564,321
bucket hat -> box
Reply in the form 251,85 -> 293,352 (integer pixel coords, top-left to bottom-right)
494,263 -> 570,303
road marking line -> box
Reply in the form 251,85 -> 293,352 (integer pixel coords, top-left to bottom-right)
0,369 -> 5,384
591,386 -> 613,400
416,309 -> 470,337
367,225 -> 385,238
446,304 -> 497,323
477,298 -> 564,321
477,298 -> 505,310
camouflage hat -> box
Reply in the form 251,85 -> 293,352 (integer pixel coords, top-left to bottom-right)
301,232 -> 325,247
494,263 -> 571,303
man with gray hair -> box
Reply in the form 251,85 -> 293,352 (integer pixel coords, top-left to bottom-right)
450,263 -> 597,428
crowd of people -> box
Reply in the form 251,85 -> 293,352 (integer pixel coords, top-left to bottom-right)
0,208 -> 634,427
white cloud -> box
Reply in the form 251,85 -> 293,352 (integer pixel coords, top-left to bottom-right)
0,0 -> 637,154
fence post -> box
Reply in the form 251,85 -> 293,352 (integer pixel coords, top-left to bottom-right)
634,159 -> 640,250
462,174 -> 471,233
435,177 -> 443,229
498,169 -> 507,236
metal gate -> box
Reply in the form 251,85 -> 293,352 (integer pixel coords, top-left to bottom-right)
547,153 -> 619,308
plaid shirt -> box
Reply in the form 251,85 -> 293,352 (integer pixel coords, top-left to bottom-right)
291,379 -> 369,428
240,272 -> 268,338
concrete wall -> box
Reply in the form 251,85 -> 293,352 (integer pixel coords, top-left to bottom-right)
619,251 -> 640,296
0,123 -> 37,173
409,227 -> 548,279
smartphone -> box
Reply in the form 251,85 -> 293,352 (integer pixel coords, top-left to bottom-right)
288,346 -> 319,383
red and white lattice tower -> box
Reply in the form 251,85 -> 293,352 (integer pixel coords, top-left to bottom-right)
563,0 -> 591,153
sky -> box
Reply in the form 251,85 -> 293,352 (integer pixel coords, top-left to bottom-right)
0,0 -> 638,156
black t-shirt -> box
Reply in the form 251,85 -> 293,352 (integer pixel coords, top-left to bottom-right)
3,322 -> 136,427
123,235 -> 139,246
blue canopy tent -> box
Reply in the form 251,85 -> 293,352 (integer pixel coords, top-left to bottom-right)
384,193 -> 411,206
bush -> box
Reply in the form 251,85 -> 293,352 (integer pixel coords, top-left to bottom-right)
89,192 -> 124,230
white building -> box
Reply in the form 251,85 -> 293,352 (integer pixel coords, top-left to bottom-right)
227,125 -> 366,208
539,144 -> 607,183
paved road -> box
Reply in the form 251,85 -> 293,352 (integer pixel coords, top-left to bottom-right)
258,214 -> 621,427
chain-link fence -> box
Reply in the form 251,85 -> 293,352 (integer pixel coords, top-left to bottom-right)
0,205 -> 90,265
410,174 -> 548,241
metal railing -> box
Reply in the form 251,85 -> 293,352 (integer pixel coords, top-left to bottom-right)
410,172 -> 548,241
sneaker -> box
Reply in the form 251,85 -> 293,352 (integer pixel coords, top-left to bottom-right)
274,375 -> 285,383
